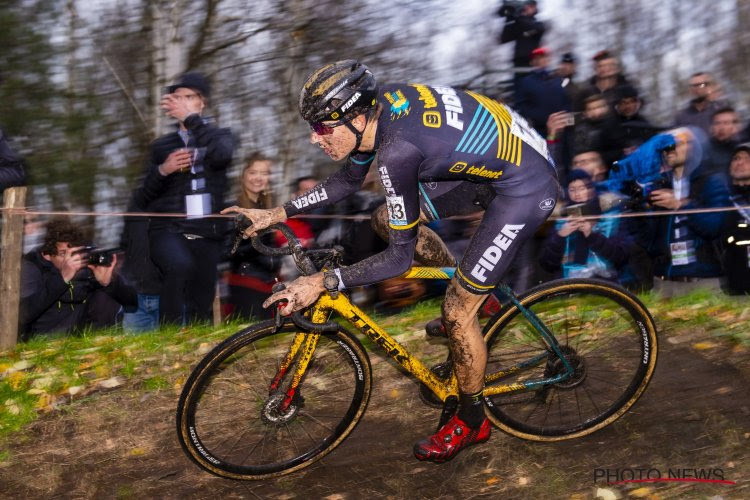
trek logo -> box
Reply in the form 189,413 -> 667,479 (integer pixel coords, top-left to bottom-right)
471,224 -> 525,283
340,91 -> 361,114
433,86 -> 464,131
291,188 -> 329,209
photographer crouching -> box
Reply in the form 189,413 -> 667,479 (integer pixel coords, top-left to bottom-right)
19,218 -> 137,341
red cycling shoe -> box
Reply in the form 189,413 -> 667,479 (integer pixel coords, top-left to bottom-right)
413,414 -> 491,463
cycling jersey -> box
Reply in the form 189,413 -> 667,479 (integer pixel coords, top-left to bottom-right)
284,83 -> 560,294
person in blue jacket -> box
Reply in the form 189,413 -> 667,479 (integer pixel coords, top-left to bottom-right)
539,169 -> 632,283
639,127 -> 730,296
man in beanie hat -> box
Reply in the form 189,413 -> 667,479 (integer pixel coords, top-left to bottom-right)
720,142 -> 750,294
124,71 -> 234,327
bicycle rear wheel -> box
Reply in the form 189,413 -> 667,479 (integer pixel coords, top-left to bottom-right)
176,320 -> 372,480
483,278 -> 657,441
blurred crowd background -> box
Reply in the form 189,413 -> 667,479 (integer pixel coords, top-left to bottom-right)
3,0 -> 750,339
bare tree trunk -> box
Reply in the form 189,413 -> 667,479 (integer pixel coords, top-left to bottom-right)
152,0 -> 187,136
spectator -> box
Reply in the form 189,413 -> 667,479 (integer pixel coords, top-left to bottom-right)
705,106 -> 741,175
557,52 -> 586,112
120,190 -> 162,334
572,93 -> 614,157
0,126 -> 26,192
225,153 -> 277,319
135,71 -> 234,325
19,218 -> 136,340
498,0 -> 546,87
515,47 -> 569,136
639,128 -> 730,297
673,72 -> 730,135
539,169 -> 631,283
572,150 -> 610,183
586,50 -> 632,108
720,142 -> 750,295
599,84 -> 659,166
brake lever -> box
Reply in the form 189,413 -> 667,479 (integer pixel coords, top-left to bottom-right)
271,282 -> 287,330
230,215 -> 253,256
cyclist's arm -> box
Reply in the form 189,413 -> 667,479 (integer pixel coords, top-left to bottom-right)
282,152 -> 375,218
335,141 -> 423,289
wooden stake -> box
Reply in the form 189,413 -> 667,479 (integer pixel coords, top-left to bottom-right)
0,187 -> 27,351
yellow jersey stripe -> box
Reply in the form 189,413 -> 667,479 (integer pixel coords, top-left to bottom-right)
456,267 -> 496,290
389,219 -> 419,230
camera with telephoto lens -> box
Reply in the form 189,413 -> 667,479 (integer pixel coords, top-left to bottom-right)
497,0 -> 527,18
622,175 -> 671,208
74,246 -> 116,266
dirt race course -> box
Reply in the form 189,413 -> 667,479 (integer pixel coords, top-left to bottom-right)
1,322 -> 748,499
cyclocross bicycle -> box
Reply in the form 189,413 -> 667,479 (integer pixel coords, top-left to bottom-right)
176,221 -> 658,480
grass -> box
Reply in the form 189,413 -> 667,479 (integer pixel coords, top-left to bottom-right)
1,288 -> 749,448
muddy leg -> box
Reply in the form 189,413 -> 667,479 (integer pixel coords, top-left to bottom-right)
371,203 -> 456,267
441,278 -> 487,393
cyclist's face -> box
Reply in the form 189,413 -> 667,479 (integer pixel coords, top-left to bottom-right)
309,118 -> 360,161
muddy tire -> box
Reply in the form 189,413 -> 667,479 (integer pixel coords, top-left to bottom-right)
482,278 -> 657,441
176,319 -> 372,480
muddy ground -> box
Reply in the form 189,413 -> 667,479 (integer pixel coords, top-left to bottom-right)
1,323 -> 748,499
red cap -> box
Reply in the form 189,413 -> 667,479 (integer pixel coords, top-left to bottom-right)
530,47 -> 549,59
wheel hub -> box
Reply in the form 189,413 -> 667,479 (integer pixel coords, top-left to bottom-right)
546,345 -> 587,389
261,392 -> 300,425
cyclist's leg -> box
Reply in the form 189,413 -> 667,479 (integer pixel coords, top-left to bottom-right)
415,178 -> 558,463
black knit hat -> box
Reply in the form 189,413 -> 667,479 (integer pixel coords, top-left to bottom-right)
167,72 -> 211,99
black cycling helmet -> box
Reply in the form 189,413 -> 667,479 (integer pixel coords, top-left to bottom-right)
299,60 -> 378,125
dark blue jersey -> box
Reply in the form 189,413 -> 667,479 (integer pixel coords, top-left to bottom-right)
285,83 -> 558,291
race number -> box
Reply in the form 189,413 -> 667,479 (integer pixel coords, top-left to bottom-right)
386,195 -> 408,226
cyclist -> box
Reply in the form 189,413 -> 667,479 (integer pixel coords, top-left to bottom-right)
222,60 -> 560,463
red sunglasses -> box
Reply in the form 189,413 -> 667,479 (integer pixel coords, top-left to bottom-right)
309,115 -> 356,136
310,121 -> 336,135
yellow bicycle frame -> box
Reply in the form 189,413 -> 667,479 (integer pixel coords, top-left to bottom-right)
272,266 -> 552,405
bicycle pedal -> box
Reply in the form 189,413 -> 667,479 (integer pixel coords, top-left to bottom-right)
418,361 -> 453,408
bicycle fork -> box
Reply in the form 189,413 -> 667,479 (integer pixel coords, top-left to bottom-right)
266,308 -> 330,414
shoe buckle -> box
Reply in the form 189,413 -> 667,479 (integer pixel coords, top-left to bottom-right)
454,426 -> 463,436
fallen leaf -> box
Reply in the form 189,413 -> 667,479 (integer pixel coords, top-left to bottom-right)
128,447 -> 147,456
323,495 -> 345,500
595,487 -> 619,500
7,372 -> 26,390
389,388 -> 400,398
693,342 -> 717,350
630,487 -> 651,497
98,376 -> 125,389
486,477 -> 499,485
197,343 -> 212,355
518,477 -> 529,486
68,386 -> 83,396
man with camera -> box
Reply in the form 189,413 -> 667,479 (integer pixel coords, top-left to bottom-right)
632,128 -> 731,296
19,218 -> 137,340
498,0 -> 546,86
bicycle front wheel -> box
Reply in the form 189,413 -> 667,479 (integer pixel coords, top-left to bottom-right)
176,320 -> 372,480
483,279 -> 657,441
